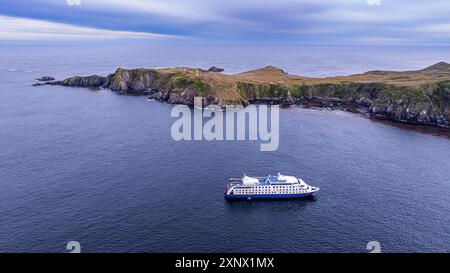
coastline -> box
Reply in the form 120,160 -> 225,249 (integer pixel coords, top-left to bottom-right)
32,62 -> 450,129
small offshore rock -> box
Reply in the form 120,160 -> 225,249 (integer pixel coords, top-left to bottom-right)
36,76 -> 55,82
208,66 -> 225,73
32,80 -> 62,86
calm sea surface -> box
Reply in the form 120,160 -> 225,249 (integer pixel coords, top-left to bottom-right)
0,44 -> 449,252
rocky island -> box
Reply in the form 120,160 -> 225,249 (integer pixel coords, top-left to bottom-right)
33,62 -> 450,128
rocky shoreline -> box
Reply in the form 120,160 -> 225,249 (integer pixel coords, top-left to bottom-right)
32,62 -> 450,129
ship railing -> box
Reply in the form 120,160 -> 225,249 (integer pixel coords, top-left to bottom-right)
228,179 -> 243,187
229,178 -> 242,182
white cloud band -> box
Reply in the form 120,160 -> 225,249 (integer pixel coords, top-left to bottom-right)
0,15 -> 179,41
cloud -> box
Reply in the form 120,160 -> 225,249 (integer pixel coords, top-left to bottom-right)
0,15 -> 180,41
61,0 -> 223,23
419,23 -> 450,35
1,0 -> 450,44
66,0 -> 81,6
366,0 -> 381,6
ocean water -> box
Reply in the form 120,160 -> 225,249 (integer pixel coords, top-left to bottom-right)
0,44 -> 449,253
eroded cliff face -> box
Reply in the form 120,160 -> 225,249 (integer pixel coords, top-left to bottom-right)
32,63 -> 450,128
237,81 -> 450,127
61,75 -> 108,88
37,68 -> 215,106
107,68 -> 162,92
369,82 -> 450,127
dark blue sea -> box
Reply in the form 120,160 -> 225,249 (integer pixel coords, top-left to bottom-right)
1,44 -> 449,252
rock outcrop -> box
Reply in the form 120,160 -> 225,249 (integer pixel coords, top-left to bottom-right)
107,68 -> 159,92
208,66 -> 225,73
35,76 -> 55,82
60,75 -> 108,88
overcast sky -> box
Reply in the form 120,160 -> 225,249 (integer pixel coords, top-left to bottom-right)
1,0 -> 449,44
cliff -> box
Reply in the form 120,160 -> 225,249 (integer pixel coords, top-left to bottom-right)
33,62 -> 450,128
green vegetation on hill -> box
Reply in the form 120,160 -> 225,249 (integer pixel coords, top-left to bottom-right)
172,74 -> 209,96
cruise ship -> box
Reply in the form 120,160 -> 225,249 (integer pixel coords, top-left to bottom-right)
224,173 -> 319,200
